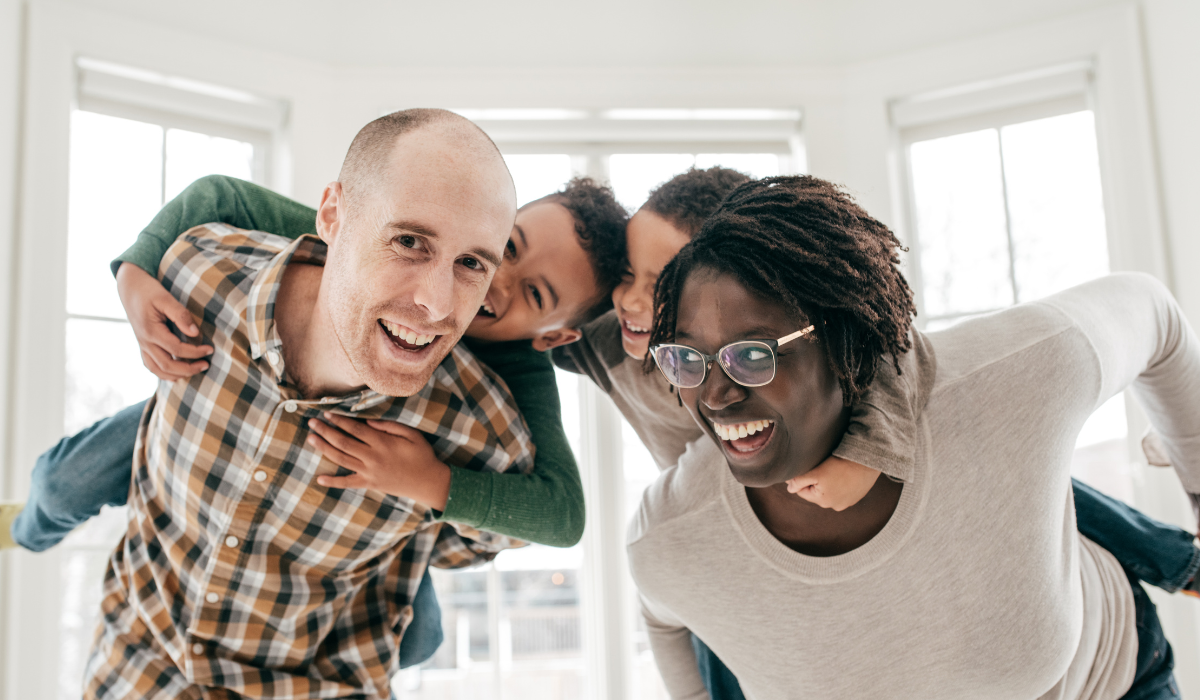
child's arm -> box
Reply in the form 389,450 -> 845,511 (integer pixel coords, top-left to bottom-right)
113,176 -> 316,380
309,340 -> 586,548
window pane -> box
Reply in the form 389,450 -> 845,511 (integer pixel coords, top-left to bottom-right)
67,111 -> 164,319
694,153 -> 780,180
164,128 -> 255,202
504,154 -> 574,207
909,129 -> 1013,317
1001,112 -> 1110,302
64,318 -> 158,435
609,154 -> 697,211
623,422 -> 670,699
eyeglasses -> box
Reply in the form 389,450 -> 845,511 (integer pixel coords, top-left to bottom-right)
651,325 -> 815,389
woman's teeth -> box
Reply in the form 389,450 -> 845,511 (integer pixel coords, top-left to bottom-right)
624,319 -> 649,334
713,419 -> 773,441
381,319 -> 435,346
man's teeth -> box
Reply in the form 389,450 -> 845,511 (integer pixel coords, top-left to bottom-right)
713,420 -> 773,441
625,319 -> 649,333
382,319 -> 435,346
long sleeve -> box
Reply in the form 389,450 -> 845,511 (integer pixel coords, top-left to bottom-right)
111,175 -> 317,277
1042,273 -> 1200,503
441,339 -> 586,547
641,595 -> 710,700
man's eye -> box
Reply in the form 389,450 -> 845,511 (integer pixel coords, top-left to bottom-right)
460,256 -> 483,270
530,285 -> 543,310
505,239 -> 517,259
398,235 -> 420,249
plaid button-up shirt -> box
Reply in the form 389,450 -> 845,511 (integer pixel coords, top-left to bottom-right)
86,225 -> 534,700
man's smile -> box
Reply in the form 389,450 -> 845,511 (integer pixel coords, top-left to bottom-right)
378,319 -> 439,352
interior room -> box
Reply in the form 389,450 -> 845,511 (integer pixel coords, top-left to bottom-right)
1,0 -> 1198,698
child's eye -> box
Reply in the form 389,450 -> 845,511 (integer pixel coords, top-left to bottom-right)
505,239 -> 517,259
530,286 -> 543,310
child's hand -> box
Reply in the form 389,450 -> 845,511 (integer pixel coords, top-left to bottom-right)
784,456 -> 881,511
308,412 -> 451,510
116,262 -> 213,381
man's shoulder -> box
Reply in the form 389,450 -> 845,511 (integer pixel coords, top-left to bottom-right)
627,438 -> 725,548
163,223 -> 296,276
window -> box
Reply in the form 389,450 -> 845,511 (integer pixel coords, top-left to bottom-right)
895,66 -> 1132,502
54,59 -> 278,699
388,110 -> 802,699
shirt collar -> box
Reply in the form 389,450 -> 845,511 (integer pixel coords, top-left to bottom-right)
245,234 -> 327,364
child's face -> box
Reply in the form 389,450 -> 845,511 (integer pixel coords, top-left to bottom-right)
466,201 -> 597,350
611,210 -> 691,359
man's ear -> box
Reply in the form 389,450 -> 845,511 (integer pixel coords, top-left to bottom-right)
316,182 -> 344,244
531,327 -> 583,352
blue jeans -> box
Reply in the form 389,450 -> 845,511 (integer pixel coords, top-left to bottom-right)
10,399 -> 443,669
1122,572 -> 1179,699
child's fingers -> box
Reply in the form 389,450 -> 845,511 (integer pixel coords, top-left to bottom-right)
306,430 -> 366,470
321,412 -> 375,443
316,473 -> 370,490
308,418 -> 366,455
364,420 -> 422,440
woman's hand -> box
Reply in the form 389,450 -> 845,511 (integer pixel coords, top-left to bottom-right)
309,413 -> 452,510
785,456 -> 882,511
116,262 -> 213,381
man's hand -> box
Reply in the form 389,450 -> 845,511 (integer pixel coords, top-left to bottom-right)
309,413 -> 452,510
784,456 -> 882,511
116,262 -> 212,381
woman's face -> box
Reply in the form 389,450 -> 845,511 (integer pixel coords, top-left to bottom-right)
674,269 -> 849,487
611,210 -> 692,359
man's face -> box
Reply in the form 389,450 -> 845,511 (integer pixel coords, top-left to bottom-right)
320,130 -> 516,397
466,200 -> 599,351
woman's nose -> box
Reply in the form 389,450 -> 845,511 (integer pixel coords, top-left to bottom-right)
700,363 -> 746,412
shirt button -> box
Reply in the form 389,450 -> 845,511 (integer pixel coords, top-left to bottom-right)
266,349 -> 281,366
205,592 -> 219,604
225,536 -> 239,548
283,400 -> 298,413
254,470 -> 268,483
192,643 -> 204,655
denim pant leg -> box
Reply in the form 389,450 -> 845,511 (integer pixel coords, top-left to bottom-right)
1073,478 -> 1200,593
1120,572 -> 1179,699
691,633 -> 746,700
10,400 -> 146,552
397,567 -> 444,669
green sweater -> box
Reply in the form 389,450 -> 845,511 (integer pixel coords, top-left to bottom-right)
112,175 -> 584,547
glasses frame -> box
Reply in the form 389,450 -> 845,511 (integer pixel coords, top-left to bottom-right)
651,324 -> 816,389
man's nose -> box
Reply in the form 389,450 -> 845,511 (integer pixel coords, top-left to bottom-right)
412,262 -> 457,321
700,363 -> 746,412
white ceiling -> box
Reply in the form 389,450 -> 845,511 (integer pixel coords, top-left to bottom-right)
67,0 -> 1125,69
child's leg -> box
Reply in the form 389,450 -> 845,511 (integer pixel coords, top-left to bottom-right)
691,633 -> 746,700
9,400 -> 147,552
398,567 -> 444,668
1073,477 -> 1200,593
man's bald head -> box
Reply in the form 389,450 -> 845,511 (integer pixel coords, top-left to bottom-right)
338,108 -> 510,206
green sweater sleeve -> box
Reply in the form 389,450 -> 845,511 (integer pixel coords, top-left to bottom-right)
444,339 -> 586,548
110,175 -> 317,277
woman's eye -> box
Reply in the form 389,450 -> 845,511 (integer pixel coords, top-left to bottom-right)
530,286 -> 543,310
745,349 -> 769,361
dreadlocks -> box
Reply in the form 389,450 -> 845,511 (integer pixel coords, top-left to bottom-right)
647,175 -> 917,405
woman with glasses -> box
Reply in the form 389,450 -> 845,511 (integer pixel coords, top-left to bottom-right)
629,175 -> 1196,699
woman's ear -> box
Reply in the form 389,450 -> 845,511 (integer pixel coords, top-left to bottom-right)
531,327 -> 583,352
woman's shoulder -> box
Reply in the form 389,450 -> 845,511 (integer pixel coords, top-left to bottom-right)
627,438 -> 726,546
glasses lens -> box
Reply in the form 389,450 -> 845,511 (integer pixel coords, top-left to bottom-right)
719,341 -> 775,386
653,345 -> 708,388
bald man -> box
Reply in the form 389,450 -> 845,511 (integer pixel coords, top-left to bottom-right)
84,110 -> 536,699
